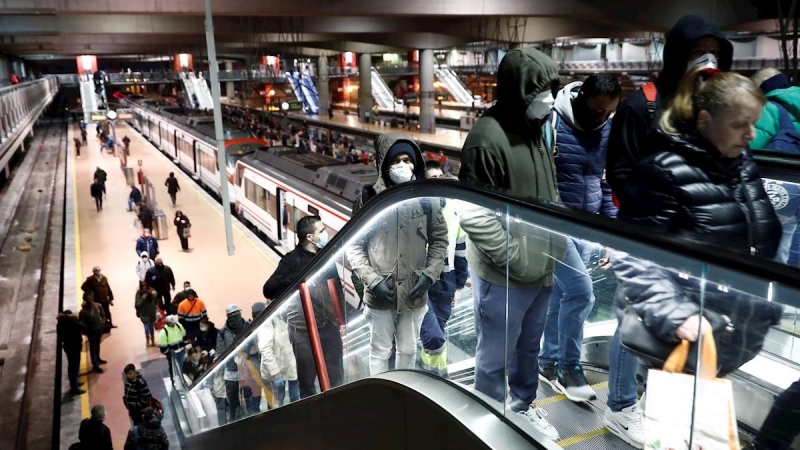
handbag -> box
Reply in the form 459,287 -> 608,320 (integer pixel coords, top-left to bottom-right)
182,225 -> 191,239
620,280 -> 782,375
154,307 -> 166,331
644,332 -> 740,450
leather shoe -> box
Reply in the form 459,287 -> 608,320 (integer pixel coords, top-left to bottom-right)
98,359 -> 108,365
70,388 -> 86,395
92,367 -> 104,374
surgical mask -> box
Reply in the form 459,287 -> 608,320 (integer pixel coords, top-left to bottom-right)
184,287 -> 191,291
315,230 -> 329,249
686,53 -> 718,73
388,163 -> 414,184
526,90 -> 554,122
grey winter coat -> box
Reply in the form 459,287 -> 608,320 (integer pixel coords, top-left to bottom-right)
347,133 -> 449,311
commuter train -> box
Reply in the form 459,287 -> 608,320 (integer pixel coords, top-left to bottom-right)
128,100 -> 379,300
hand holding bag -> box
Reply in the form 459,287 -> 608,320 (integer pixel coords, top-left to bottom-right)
644,332 -> 740,450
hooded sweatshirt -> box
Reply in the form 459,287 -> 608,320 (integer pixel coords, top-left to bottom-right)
551,81 -> 617,217
606,15 -> 733,197
458,47 -> 567,288
347,133 -> 449,311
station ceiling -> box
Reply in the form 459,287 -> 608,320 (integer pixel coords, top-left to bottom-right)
0,0 -> 776,60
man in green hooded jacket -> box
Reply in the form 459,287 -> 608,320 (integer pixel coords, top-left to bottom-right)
458,47 -> 567,441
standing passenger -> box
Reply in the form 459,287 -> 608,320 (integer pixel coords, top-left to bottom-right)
174,210 -> 191,252
135,282 -> 159,347
457,47 -> 567,440
81,266 -> 116,330
158,316 -> 188,383
176,289 -> 207,342
538,74 -> 620,403
145,258 -> 176,311
79,292 -> 106,374
216,305 -> 248,420
57,310 -> 87,395
165,172 -> 180,207
345,135 -> 448,376
136,251 -> 155,282
90,178 -> 103,211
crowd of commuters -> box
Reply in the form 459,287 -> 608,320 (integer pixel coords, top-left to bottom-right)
61,13 -> 800,450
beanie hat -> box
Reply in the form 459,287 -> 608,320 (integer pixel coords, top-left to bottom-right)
384,141 -> 418,168
251,302 -> 266,318
226,304 -> 242,316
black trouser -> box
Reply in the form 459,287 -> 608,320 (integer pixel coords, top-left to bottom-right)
94,196 -> 102,211
65,348 -> 81,390
755,379 -> 800,450
155,290 -> 170,311
169,193 -> 177,206
129,409 -> 143,426
87,331 -> 102,368
179,234 -> 189,250
225,380 -> 241,420
101,301 -> 112,326
289,321 -> 343,399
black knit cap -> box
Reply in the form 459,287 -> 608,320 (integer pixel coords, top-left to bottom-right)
384,141 -> 418,167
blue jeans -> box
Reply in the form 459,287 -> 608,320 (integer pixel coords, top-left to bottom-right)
607,329 -> 640,411
273,379 -> 301,406
127,197 -> 135,211
420,289 -> 454,353
776,215 -> 798,265
471,269 -> 552,412
540,238 -> 595,367
143,322 -> 154,339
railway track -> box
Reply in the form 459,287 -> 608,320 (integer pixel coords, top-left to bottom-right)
0,118 -> 68,450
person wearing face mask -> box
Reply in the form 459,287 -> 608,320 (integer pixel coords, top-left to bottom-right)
457,46 -> 567,440
216,304 -> 250,420
135,229 -> 159,260
262,215 -> 346,398
136,251 -> 155,282
602,69 -> 782,448
606,15 -> 733,206
537,74 -> 621,404
346,134 -> 448,377
192,317 -> 218,356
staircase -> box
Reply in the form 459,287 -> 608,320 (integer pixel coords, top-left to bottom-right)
370,67 -> 396,109
435,67 -> 474,104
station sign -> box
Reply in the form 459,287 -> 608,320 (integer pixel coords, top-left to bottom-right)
264,101 -> 304,112
90,108 -> 134,121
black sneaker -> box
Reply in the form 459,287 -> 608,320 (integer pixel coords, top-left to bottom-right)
556,365 -> 597,402
537,362 -> 559,391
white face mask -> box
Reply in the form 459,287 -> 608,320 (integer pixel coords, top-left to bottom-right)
314,230 -> 329,249
686,53 -> 718,73
526,90 -> 555,122
389,163 -> 414,184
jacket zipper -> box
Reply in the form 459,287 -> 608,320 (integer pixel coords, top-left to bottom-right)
737,181 -> 757,256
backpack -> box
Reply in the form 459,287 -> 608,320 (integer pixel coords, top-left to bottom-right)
642,82 -> 659,121
766,101 -> 800,154
130,426 -> 147,450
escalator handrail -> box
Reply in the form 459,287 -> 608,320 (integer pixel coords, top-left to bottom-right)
188,179 -> 800,390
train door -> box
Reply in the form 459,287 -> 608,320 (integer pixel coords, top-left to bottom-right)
276,188 -> 288,242
192,141 -> 199,174
172,129 -> 178,158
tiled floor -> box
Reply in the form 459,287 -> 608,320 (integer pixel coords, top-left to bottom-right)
68,122 -> 281,448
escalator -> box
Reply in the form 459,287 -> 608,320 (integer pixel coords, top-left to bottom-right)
286,72 -> 319,114
370,67 -> 396,109
190,73 -> 214,110
435,66 -> 474,104
168,181 -> 800,450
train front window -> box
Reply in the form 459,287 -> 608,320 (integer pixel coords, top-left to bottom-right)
226,144 -> 256,170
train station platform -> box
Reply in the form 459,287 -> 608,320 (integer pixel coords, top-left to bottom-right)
59,121 -> 281,448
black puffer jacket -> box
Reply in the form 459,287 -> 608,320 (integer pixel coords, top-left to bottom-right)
618,131 -> 781,258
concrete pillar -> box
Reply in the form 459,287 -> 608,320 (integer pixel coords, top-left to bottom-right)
317,56 -> 330,116
419,49 -> 435,133
358,53 -> 372,123
225,62 -> 234,100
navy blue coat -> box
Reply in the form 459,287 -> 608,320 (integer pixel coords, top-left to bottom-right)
552,112 -> 618,217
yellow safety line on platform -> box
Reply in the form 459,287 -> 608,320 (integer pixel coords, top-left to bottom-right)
557,427 -> 609,448
123,123 -> 276,269
70,124 -> 90,419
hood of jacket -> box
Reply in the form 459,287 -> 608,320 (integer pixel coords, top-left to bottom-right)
372,133 -> 426,194
553,81 -> 609,132
656,15 -> 733,99
493,46 -> 560,130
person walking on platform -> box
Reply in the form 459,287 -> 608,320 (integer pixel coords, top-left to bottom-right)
174,210 -> 191,252
123,407 -> 169,450
177,289 -> 207,342
538,74 -> 621,403
81,266 -> 117,330
263,215 -> 345,399
145,258 -> 176,311
74,137 -> 82,157
135,281 -> 159,347
81,128 -> 88,146
79,405 -> 113,450
57,310 -> 87,395
79,292 -> 106,373
90,178 -> 104,211
123,363 -> 153,425
122,135 -> 131,154
136,229 -> 160,260
164,172 -> 180,207
93,166 -> 107,195
346,135 -> 448,377
138,201 -> 155,232
169,281 -> 194,315
158,315 -> 188,383
457,47 -> 567,440
136,251 -> 155,283
129,184 -> 143,212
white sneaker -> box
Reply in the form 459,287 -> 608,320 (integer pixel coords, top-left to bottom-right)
517,407 -> 560,441
604,402 -> 645,449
